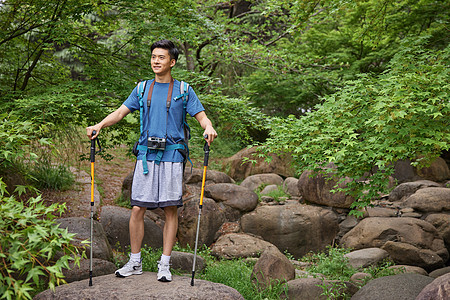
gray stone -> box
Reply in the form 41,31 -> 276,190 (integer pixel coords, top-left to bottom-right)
251,246 -> 295,289
184,168 -> 234,185
100,205 -> 163,252
260,184 -> 279,195
388,265 -> 428,276
402,187 -> 450,213
416,157 -> 450,182
241,203 -> 339,259
351,273 -> 434,300
344,248 -> 390,269
205,183 -> 259,213
62,258 -> 116,283
178,197 -> 226,248
170,251 -> 206,274
56,217 -> 113,261
425,213 -> 450,250
211,233 -> 274,259
283,177 -> 300,197
298,169 -> 355,208
240,173 -> 284,192
415,272 -> 450,300
428,266 -> 450,278
389,180 -> 441,202
285,278 -> 358,300
34,273 -> 244,299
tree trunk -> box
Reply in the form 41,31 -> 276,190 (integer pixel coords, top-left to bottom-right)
183,41 -> 195,71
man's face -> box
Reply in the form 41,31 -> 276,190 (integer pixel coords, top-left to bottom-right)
151,48 -> 175,76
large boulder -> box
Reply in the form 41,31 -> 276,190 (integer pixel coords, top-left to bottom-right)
402,187 -> 450,213
389,180 -> 442,202
341,217 -> 448,270
240,173 -> 284,192
211,233 -> 275,259
416,272 -> 450,300
251,246 -> 295,289
177,197 -> 226,248
56,217 -> 113,261
100,205 -> 163,252
351,273 -> 434,300
34,273 -> 244,299
225,147 -> 295,181
241,203 -> 339,259
416,157 -> 450,182
205,183 -> 259,215
283,177 -> 300,197
298,169 -> 355,208
170,251 -> 206,274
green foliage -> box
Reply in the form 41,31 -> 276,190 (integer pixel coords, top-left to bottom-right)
0,182 -> 82,299
262,38 -> 450,216
302,246 -> 355,281
29,160 -> 74,191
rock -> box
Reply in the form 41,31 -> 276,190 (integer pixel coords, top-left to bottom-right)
416,157 -> 450,182
428,266 -> 450,278
298,169 -> 355,208
284,278 -> 358,300
351,273 -> 434,300
341,217 -> 448,270
34,273 -> 244,299
121,171 -> 134,202
62,258 -> 116,283
415,272 -> 450,300
240,173 -> 284,192
251,246 -> 295,289
364,207 -> 398,217
224,147 -> 295,181
425,214 -> 450,250
350,272 -> 373,284
170,251 -> 206,274
100,205 -> 163,252
284,177 -> 300,197
393,159 -> 421,183
205,183 -> 258,214
56,217 -> 113,261
241,203 -> 339,259
382,241 -> 446,271
389,180 -> 441,202
177,197 -> 226,249
260,184 -> 279,195
402,187 -> 450,212
211,233 -> 275,259
344,248 -> 390,269
388,265 -> 428,276
184,168 -> 234,185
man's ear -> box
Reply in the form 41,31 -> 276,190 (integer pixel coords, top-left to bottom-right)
170,59 -> 176,68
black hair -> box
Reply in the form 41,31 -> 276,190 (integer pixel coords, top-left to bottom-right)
151,39 -> 179,61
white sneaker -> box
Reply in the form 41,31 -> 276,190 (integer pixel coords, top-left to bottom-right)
157,261 -> 172,282
115,260 -> 142,277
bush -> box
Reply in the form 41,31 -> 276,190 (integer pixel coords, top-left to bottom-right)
0,181 -> 83,299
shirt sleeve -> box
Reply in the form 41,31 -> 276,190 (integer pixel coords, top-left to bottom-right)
186,85 -> 205,117
122,85 -> 140,113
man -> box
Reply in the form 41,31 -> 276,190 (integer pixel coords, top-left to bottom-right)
86,39 -> 217,282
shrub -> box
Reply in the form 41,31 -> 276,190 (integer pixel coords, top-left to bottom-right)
0,181 -> 83,299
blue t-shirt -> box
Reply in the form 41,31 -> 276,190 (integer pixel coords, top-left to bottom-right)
123,79 -> 204,162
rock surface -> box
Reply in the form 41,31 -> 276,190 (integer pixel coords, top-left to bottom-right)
34,273 -> 244,300
351,273 -> 434,300
415,272 -> 450,300
211,233 -> 274,259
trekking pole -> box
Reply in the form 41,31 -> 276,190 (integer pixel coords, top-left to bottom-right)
89,130 -> 101,287
191,134 -> 210,286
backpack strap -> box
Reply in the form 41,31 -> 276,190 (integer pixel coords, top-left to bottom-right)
174,81 -> 193,171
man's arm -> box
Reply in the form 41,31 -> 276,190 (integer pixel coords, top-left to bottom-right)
86,104 -> 131,139
194,111 -> 217,145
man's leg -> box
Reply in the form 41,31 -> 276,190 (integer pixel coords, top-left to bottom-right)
115,206 -> 146,277
158,205 -> 178,282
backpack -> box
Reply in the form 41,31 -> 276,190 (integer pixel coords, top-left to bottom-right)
133,79 -> 192,174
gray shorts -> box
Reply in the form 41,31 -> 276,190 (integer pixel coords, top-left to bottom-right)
130,160 -> 183,209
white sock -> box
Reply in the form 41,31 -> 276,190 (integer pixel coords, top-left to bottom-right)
130,252 -> 141,262
160,254 -> 170,265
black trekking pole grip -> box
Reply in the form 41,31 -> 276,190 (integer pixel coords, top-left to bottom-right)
90,130 -> 97,163
203,134 -> 209,166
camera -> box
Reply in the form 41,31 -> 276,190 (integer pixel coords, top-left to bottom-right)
148,137 -> 166,150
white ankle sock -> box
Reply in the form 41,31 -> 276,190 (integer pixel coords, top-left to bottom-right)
130,252 -> 141,262
160,254 -> 170,265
